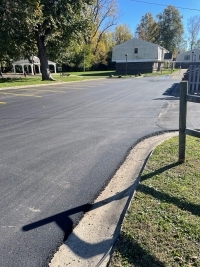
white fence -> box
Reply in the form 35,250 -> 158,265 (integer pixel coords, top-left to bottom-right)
188,65 -> 200,94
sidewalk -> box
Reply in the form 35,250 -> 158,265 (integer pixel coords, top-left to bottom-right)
171,68 -> 186,80
49,132 -> 178,267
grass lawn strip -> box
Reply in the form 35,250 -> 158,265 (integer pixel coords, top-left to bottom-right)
0,72 -> 110,88
0,69 -> 177,88
110,136 -> 200,267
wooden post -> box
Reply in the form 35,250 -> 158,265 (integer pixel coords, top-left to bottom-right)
179,81 -> 188,163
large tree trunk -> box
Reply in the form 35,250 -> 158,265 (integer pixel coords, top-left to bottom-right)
35,32 -> 55,81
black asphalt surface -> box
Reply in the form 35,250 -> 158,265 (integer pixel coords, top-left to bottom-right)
0,75 -> 188,266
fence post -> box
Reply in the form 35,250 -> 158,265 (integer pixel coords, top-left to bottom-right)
179,81 -> 188,163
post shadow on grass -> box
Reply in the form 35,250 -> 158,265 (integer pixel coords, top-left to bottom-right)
139,162 -> 200,216
112,232 -> 165,267
138,184 -> 200,217
141,162 -> 181,182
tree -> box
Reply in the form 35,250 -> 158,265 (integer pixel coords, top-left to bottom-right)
0,1 -> 36,64
113,24 -> 133,45
0,0 -> 93,80
194,39 -> 200,49
30,0 -> 94,80
187,15 -> 200,50
177,36 -> 188,54
65,0 -> 119,70
82,0 -> 119,53
157,5 -> 184,54
135,12 -> 159,43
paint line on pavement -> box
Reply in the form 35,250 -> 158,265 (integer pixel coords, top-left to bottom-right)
66,87 -> 83,90
4,88 -> 65,93
0,92 -> 42,97
0,102 -> 6,104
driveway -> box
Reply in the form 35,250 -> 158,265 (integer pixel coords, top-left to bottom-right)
0,74 -> 198,266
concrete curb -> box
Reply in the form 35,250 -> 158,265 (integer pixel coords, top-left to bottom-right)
49,131 -> 178,267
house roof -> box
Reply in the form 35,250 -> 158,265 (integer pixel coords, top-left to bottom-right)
13,56 -> 56,65
178,49 -> 200,56
113,38 -> 170,54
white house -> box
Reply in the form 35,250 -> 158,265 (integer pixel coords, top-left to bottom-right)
112,38 -> 172,74
175,49 -> 200,68
12,56 -> 57,75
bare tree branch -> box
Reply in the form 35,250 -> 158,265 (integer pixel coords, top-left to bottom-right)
187,15 -> 200,50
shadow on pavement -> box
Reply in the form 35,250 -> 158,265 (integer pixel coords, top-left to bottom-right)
22,203 -> 92,240
153,96 -> 179,101
162,83 -> 180,97
22,183 -> 138,237
21,161 -> 199,262
22,183 -> 138,261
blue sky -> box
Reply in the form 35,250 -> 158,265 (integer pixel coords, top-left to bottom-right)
117,0 -> 200,36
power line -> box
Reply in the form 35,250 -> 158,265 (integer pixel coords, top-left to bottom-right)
131,0 -> 200,12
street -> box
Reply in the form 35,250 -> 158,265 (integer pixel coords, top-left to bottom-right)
0,75 -> 199,266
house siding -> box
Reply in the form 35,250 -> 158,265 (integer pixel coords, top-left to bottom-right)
112,39 -> 159,62
112,38 -> 170,74
116,62 -> 156,75
176,49 -> 200,68
175,62 -> 200,69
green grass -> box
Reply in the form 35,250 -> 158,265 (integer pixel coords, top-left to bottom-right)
0,71 -> 116,88
144,69 -> 177,77
0,69 -> 179,88
110,136 -> 200,267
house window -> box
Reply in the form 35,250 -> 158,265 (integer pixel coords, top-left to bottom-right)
134,48 -> 138,54
184,55 -> 190,60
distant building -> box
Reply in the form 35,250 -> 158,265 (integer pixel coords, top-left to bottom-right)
112,38 -> 172,74
12,56 -> 57,75
175,49 -> 200,68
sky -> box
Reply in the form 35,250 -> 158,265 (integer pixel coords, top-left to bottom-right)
117,0 -> 200,36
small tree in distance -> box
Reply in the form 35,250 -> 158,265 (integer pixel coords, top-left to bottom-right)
113,24 -> 133,45
187,15 -> 200,50
135,12 -> 159,43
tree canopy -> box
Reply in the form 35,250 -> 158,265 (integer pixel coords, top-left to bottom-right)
135,6 -> 184,55
187,15 -> 200,50
0,2 -> 191,74
157,5 -> 184,54
0,0 -> 93,79
113,24 -> 133,45
135,12 -> 158,43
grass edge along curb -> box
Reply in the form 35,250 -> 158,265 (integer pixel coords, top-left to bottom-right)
0,69 -> 179,89
110,135 -> 200,267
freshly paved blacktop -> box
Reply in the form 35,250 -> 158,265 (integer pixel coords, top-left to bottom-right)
49,132 -> 178,267
1,70 -> 185,266
48,70 -> 185,267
